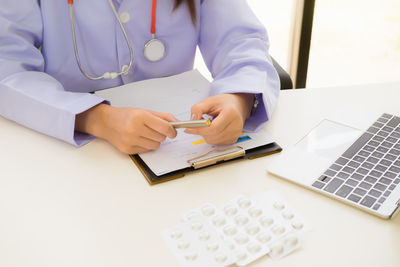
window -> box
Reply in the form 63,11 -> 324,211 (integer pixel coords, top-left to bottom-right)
307,0 -> 400,87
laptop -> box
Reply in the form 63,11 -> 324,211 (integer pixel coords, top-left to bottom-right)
268,107 -> 400,219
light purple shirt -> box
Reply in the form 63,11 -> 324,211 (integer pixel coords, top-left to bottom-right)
0,0 -> 279,146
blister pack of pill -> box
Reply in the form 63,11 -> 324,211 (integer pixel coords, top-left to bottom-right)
161,191 -> 311,267
161,217 -> 236,267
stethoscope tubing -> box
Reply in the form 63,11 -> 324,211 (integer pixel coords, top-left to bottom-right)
68,0 -> 134,80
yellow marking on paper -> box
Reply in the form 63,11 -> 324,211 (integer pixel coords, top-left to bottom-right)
192,139 -> 206,146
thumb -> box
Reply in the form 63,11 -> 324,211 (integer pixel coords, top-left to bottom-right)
190,100 -> 213,120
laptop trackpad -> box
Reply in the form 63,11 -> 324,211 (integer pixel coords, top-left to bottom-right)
295,119 -> 362,160
269,120 -> 362,185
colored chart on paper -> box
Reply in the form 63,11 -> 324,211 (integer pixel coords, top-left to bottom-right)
192,135 -> 251,146
236,135 -> 251,143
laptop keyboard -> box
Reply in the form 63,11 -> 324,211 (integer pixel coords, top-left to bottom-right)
312,113 -> 400,212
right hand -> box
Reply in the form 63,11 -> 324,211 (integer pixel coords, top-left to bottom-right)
76,104 -> 177,154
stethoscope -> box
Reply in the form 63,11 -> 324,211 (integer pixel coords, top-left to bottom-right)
67,0 -> 166,80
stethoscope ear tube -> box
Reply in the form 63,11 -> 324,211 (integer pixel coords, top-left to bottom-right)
68,0 -> 134,80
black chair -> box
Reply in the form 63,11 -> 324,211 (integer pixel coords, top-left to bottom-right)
272,57 -> 293,90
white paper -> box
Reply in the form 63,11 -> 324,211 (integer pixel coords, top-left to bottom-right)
96,70 -> 275,175
96,70 -> 211,120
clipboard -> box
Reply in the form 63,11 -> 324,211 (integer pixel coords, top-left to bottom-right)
95,70 -> 282,185
130,142 -> 282,185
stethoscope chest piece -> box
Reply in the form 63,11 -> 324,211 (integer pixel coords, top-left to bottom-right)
144,38 -> 166,62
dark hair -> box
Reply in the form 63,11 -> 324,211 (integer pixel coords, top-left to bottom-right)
174,0 -> 197,25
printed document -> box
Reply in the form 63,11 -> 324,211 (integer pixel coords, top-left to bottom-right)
96,70 -> 275,175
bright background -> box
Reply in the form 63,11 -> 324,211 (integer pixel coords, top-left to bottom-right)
195,0 -> 400,88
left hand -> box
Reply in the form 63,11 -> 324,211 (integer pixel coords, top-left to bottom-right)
185,93 -> 253,145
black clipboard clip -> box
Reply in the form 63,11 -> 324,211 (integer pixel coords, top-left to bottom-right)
130,142 -> 282,185
187,146 -> 245,169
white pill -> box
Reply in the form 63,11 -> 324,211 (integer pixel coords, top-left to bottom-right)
259,216 -> 274,228
191,222 -> 203,231
248,207 -> 263,217
272,226 -> 286,235
227,242 -> 235,250
215,253 -> 227,263
236,251 -> 248,261
207,242 -> 219,252
282,211 -> 294,220
291,221 -> 304,230
223,225 -> 238,236
284,236 -> 299,248
237,198 -> 252,208
270,245 -> 284,257
185,211 -> 201,221
247,243 -> 261,253
199,231 -> 211,241
234,234 -> 249,245
257,232 -> 272,243
177,241 -> 190,250
212,216 -> 226,227
184,252 -> 197,261
170,230 -> 183,239
224,205 -> 238,216
201,205 -> 216,216
273,202 -> 285,210
234,215 -> 249,226
245,224 -> 260,235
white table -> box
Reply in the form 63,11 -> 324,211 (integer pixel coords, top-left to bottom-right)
1,82 -> 399,267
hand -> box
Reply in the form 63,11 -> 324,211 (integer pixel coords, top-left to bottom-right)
76,104 -> 177,154
185,93 -> 253,145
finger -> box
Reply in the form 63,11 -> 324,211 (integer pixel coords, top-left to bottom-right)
136,136 -> 162,150
186,112 -> 243,145
205,133 -> 241,146
141,126 -> 167,143
118,145 -> 149,155
198,120 -> 236,144
129,146 -> 150,155
185,108 -> 231,136
205,125 -> 241,145
206,109 -> 232,134
150,110 -> 178,122
190,99 -> 219,120
144,113 -> 177,139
